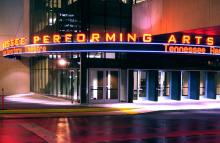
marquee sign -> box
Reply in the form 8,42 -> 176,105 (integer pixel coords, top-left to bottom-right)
2,33 -> 220,57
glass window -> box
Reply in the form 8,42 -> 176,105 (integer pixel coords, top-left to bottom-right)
216,73 -> 220,95
49,0 -> 53,8
58,0 -> 61,8
133,0 -> 145,4
182,71 -> 189,96
105,53 -> 115,59
49,12 -> 53,26
87,53 -> 102,58
53,0 -> 58,8
122,0 -> 127,3
200,72 -> 205,96
68,0 -> 77,5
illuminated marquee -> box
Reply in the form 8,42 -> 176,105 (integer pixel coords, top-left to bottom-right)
2,37 -> 26,49
167,34 -> 214,46
32,33 -> 152,44
30,33 -> 215,46
2,33 -> 215,47
2,32 -> 219,57
164,45 -> 206,54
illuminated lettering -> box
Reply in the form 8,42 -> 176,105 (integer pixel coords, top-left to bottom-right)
207,37 -> 214,46
20,37 -> 26,45
119,33 -> 123,42
25,46 -> 47,53
168,34 -> 177,43
105,33 -> 116,42
195,36 -> 202,45
3,33 -> 219,53
53,34 -> 61,43
76,33 -> 86,42
90,33 -> 100,42
65,34 -> 72,42
14,38 -> 20,46
33,36 -> 40,44
182,35 -> 191,44
143,34 -> 152,42
10,40 -> 15,47
210,47 -> 220,54
6,40 -> 10,48
165,45 -> 206,54
43,35 -> 50,44
127,33 -> 137,42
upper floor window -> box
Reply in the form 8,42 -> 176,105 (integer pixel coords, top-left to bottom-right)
122,0 -> 127,3
133,0 -> 146,4
46,0 -> 61,8
68,0 -> 77,5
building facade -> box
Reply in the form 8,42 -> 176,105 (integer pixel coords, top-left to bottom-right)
2,0 -> 220,104
29,0 -> 132,103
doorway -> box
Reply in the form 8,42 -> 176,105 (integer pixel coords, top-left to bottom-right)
89,69 -> 120,103
133,70 -> 147,100
57,68 -> 79,101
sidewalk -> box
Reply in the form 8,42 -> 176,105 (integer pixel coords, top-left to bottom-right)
0,93 -> 140,118
2,93 -> 220,118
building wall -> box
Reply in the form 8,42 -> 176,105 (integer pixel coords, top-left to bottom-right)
132,0 -> 220,35
0,0 -> 30,95
0,57 -> 30,95
0,0 -> 24,49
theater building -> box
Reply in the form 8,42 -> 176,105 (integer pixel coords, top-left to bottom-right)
2,0 -> 220,104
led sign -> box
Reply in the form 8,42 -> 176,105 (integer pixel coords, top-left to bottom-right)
32,33 -> 152,44
1,32 -> 219,57
168,34 -> 214,45
2,33 -> 215,49
2,37 -> 26,49
164,45 -> 206,54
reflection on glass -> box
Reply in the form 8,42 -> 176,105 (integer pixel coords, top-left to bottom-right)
200,72 -> 205,96
89,69 -> 119,101
182,71 -> 189,96
90,70 -> 104,100
133,70 -> 146,100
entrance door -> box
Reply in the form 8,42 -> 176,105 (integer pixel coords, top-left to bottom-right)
57,68 -> 79,101
89,69 -> 120,103
133,70 -> 147,100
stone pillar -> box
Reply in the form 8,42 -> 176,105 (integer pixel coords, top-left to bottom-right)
128,70 -> 134,103
205,72 -> 216,99
170,71 -> 181,100
188,71 -> 200,100
80,53 -> 88,104
146,70 -> 158,101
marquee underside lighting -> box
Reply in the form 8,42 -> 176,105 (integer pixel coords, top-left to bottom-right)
2,42 -> 220,57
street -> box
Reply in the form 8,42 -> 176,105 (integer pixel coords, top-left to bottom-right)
1,109 -> 220,143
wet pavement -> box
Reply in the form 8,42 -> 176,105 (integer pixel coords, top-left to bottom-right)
1,109 -> 220,143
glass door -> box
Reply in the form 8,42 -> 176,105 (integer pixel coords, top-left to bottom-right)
89,69 -> 120,103
133,70 -> 147,100
57,68 -> 79,102
106,70 -> 119,100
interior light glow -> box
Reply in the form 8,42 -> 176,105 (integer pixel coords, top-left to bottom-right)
58,59 -> 67,66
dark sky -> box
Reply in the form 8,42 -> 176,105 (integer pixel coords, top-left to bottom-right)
0,0 -> 23,47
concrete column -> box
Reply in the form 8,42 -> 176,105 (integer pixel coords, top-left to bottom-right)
146,70 -> 158,101
188,71 -> 200,100
205,72 -> 216,99
80,53 -> 88,104
170,71 -> 181,100
128,70 -> 134,103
